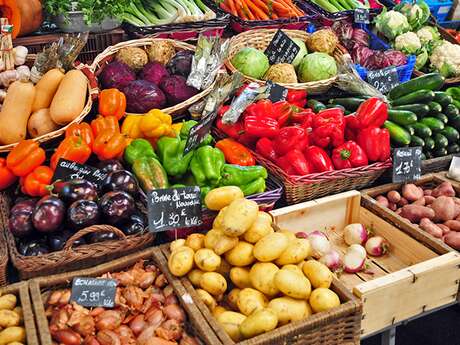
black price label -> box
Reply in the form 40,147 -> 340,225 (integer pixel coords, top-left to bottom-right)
184,111 -> 218,155
392,147 -> 422,183
354,8 -> 370,24
70,277 -> 117,308
264,29 -> 300,65
266,81 -> 288,102
148,186 -> 202,232
367,66 -> 399,94
52,159 -> 108,187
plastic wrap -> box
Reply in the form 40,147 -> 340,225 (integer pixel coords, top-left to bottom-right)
222,81 -> 267,124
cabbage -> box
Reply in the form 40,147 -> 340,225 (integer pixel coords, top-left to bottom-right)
291,38 -> 308,69
140,62 -> 170,85
123,80 -> 166,113
231,47 -> 269,79
167,50 -> 194,77
160,75 -> 199,105
297,53 -> 337,82
100,61 -> 136,89
394,0 -> 430,30
375,9 -> 411,40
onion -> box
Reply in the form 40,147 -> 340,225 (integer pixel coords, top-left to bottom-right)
343,223 -> 368,246
319,250 -> 342,271
308,231 -> 331,259
365,236 -> 389,257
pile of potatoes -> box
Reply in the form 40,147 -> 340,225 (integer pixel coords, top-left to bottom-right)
0,293 -> 26,345
167,186 -> 341,341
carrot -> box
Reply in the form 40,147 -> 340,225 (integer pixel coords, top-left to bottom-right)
235,0 -> 249,18
245,0 -> 270,19
272,1 -> 292,16
219,1 -> 233,14
251,0 -> 270,13
225,0 -> 238,15
241,0 -> 256,19
278,0 -> 302,15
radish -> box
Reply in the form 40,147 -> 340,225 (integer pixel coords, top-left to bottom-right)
365,236 -> 389,257
319,250 -> 342,271
347,244 -> 367,259
308,231 -> 331,259
343,223 -> 368,245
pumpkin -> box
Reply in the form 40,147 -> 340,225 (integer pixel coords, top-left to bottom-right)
0,0 -> 43,38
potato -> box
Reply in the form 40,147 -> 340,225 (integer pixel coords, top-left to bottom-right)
399,205 -> 435,223
444,232 -> 460,249
432,196 -> 456,222
249,263 -> 279,297
214,234 -> 239,255
204,229 -> 223,249
243,212 -> 273,243
274,268 -> 311,299
196,289 -> 217,310
222,199 -> 259,237
185,233 -> 205,251
6,342 -> 23,345
200,272 -> 227,296
302,260 -> 332,289
187,269 -> 205,287
239,308 -> 278,339
420,218 -> 443,238
168,246 -> 194,277
253,233 -> 289,262
309,288 -> 340,313
279,230 -> 296,241
398,197 -> 409,207
237,288 -> 268,316
227,288 -> 241,311
0,327 -> 25,345
0,295 -> 16,311
402,184 -> 424,202
170,239 -> 185,252
376,195 -> 389,208
194,248 -> 221,272
275,238 -> 311,265
282,264 -> 303,275
225,242 -> 255,267
424,196 -> 435,205
432,181 -> 455,198
217,311 -> 246,342
12,307 -> 22,324
213,306 -> 227,318
437,223 -> 451,235
205,186 -> 244,210
0,310 -> 20,327
212,207 -> 227,230
216,259 -> 232,279
268,297 -> 311,325
230,267 -> 252,289
444,220 -> 460,232
413,197 -> 425,206
387,191 -> 401,204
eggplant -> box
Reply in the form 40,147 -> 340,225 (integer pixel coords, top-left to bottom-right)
58,179 -> 98,204
99,191 -> 135,224
67,200 -> 100,229
102,170 -> 139,196
8,199 -> 36,238
19,240 -> 50,256
119,213 -> 147,235
32,196 -> 65,233
96,159 -> 124,174
87,231 -> 118,243
47,230 -> 72,252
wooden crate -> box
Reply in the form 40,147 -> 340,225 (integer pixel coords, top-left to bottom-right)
270,190 -> 460,337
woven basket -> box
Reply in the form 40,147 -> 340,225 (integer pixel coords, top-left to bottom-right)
160,245 -> 362,345
1,192 -> 155,280
422,154 -> 456,174
91,37 -> 216,116
0,195 -> 8,286
30,246 -> 221,345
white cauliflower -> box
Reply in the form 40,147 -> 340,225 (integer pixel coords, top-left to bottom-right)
394,32 -> 421,55
416,26 -> 440,44
429,40 -> 460,77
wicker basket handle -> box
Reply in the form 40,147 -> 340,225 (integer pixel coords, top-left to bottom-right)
63,224 -> 127,251
74,62 -> 99,101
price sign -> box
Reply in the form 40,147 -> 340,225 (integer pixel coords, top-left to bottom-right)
354,8 -> 370,24
184,111 -> 218,155
367,66 -> 399,94
392,147 -> 422,183
447,156 -> 460,181
264,30 -> 300,65
148,186 -> 202,232
52,159 -> 108,187
70,277 -> 117,308
266,81 -> 288,102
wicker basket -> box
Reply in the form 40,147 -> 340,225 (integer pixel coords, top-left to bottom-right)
1,192 -> 155,280
91,37 -> 216,116
30,247 -> 221,345
226,29 -> 340,93
422,154 -> 456,174
0,195 -> 8,286
160,245 -> 362,345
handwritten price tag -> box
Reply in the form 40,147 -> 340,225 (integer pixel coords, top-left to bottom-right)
367,67 -> 399,94
264,30 -> 300,65
70,277 -> 117,308
52,159 -> 107,187
392,147 -> 422,183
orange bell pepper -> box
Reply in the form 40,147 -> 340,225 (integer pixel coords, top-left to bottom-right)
93,129 -> 127,161
99,88 -> 127,120
0,158 -> 17,190
215,138 -> 256,166
7,140 -> 46,177
65,122 -> 94,149
21,166 -> 53,197
50,136 -> 92,170
91,116 -> 120,137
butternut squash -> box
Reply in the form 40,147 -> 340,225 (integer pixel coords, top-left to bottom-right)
50,70 -> 87,125
0,0 -> 43,38
28,108 -> 60,138
0,81 -> 35,144
32,69 -> 65,112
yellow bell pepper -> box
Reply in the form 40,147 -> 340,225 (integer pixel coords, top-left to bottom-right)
121,115 -> 143,139
172,122 -> 184,135
139,109 -> 173,138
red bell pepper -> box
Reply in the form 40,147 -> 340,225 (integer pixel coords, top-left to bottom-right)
311,108 -> 345,148
216,118 -> 244,139
244,115 -> 279,138
332,141 -> 369,170
245,99 -> 275,118
218,105 -> 230,117
273,126 -> 309,156
304,146 -> 334,173
272,101 -> 293,127
357,127 -> 391,162
287,90 -> 307,108
256,138 -> 277,161
355,97 -> 388,129
277,149 -> 311,175
291,106 -> 314,128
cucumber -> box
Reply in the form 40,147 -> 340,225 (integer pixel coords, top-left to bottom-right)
428,101 -> 442,113
449,115 -> 460,131
384,120 -> 411,145
444,103 -> 460,119
326,104 -> 345,112
433,91 -> 453,108
420,117 -> 445,132
410,135 -> 425,147
433,113 -> 448,124
432,147 -> 448,157
391,90 -> 435,106
447,144 -> 460,154
421,152 -> 427,160
425,137 -> 435,150
404,124 -> 415,136
388,73 -> 444,100
412,123 -> 432,138
434,133 -> 448,148
328,97 -> 365,111
307,99 -> 326,112
392,104 -> 430,117
388,109 -> 417,125
440,126 -> 460,143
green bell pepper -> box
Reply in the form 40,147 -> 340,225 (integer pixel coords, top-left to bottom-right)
241,177 -> 266,196
124,138 -> 157,166
156,136 -> 194,177
190,145 -> 225,187
220,164 -> 267,186
132,156 -> 169,192
180,120 -> 213,146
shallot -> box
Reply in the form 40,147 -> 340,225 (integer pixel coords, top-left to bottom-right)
319,250 -> 343,271
343,223 -> 368,245
365,236 -> 389,257
308,231 -> 331,259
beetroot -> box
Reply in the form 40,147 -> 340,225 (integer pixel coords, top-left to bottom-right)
123,80 -> 166,113
160,75 -> 198,105
100,61 -> 136,89
166,50 -> 193,77
140,62 -> 170,85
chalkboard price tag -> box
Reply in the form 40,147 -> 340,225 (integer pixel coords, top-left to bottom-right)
354,8 -> 370,24
148,186 -> 202,232
184,111 -> 218,155
266,81 -> 288,102
52,159 -> 108,187
392,147 -> 422,183
367,66 -> 399,94
264,29 -> 300,65
70,277 -> 117,308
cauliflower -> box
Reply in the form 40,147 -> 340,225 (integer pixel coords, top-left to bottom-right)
416,26 -> 441,44
429,40 -> 460,78
415,48 -> 428,70
394,32 -> 421,55
375,10 -> 411,40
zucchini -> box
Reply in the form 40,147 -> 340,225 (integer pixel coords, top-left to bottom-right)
412,123 -> 432,138
410,135 -> 425,147
434,133 -> 448,148
307,99 -> 326,113
404,124 -> 415,136
425,137 -> 435,150
387,109 -> 417,125
433,113 -> 448,124
326,104 -> 345,111
391,90 -> 435,106
392,104 -> 430,117
384,120 -> 411,146
328,97 -> 365,111
431,147 -> 448,157
420,117 -> 445,132
388,73 -> 444,100
428,101 -> 442,114
447,144 -> 460,154
444,103 -> 459,119
440,126 -> 460,143
433,91 -> 453,108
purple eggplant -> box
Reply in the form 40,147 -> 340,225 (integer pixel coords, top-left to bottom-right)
58,179 -> 98,205
102,170 -> 139,196
87,231 -> 118,243
19,240 -> 50,256
99,191 -> 134,224
68,200 -> 100,229
119,213 -> 147,235
8,199 -> 36,238
96,159 -> 124,174
32,196 -> 65,233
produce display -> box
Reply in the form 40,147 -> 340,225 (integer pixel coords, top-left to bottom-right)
309,0 -> 370,12
214,0 -> 305,21
0,292 -> 26,344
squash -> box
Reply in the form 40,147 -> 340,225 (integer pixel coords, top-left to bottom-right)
28,108 -> 60,138
32,69 -> 65,112
0,81 -> 35,144
50,70 -> 87,125
0,0 -> 43,38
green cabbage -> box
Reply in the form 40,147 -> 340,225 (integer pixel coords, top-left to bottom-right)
297,53 -> 337,82
231,47 -> 269,79
291,38 -> 308,69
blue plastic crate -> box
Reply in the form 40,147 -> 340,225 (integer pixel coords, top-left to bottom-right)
426,0 -> 453,21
